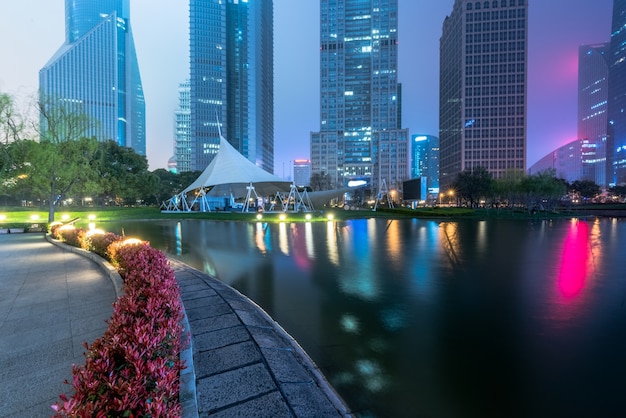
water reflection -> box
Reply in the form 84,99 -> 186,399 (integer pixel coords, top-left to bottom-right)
106,218 -> 626,418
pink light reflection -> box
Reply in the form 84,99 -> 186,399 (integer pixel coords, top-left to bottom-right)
557,220 -> 590,299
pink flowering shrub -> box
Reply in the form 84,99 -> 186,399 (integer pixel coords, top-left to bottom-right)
84,232 -> 122,260
56,227 -> 83,248
52,236 -> 185,417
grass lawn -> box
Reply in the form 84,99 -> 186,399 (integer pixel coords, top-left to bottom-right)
0,205 -> 480,230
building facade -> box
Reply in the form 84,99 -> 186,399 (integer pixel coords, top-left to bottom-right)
293,159 -> 311,187
578,43 -> 609,188
439,0 -> 528,190
607,0 -> 626,186
174,80 -> 192,173
528,139 -> 584,184
310,0 -> 410,193
411,134 -> 440,194
189,0 -> 274,173
39,0 -> 145,155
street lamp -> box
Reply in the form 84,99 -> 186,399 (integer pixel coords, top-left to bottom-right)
448,190 -> 455,206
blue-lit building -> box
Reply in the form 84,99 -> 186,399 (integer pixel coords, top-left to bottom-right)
578,43 -> 609,188
439,0 -> 528,190
411,134 -> 440,194
310,0 -> 410,192
189,0 -> 274,173
39,0 -> 145,155
607,0 -> 626,186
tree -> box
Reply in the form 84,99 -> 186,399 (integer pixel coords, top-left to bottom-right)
570,180 -> 601,200
310,171 -> 332,191
0,92 -> 26,144
452,166 -> 493,207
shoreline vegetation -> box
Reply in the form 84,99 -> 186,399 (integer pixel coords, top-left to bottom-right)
1,204 -> 625,231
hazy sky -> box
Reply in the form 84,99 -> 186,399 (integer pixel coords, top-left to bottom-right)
0,1 -> 614,177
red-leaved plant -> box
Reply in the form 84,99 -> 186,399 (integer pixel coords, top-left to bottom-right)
52,236 -> 186,417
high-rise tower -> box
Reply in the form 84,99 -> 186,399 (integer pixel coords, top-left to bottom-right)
607,0 -> 626,186
578,43 -> 609,187
439,0 -> 528,190
39,0 -> 145,155
310,0 -> 409,192
189,0 -> 274,173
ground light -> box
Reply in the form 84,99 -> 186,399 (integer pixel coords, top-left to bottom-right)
61,214 -> 70,221
88,214 -> 96,220
30,214 -> 39,221
256,214 -> 263,220
305,214 -> 312,221
327,213 -> 334,221
279,214 -> 286,221
0,214 -> 6,221
121,238 -> 143,246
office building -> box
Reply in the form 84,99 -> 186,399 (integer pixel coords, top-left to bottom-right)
174,80 -> 192,173
411,134 -> 440,194
293,159 -> 311,187
439,0 -> 528,190
310,0 -> 410,193
190,0 -> 274,172
39,0 -> 145,155
529,139 -> 584,183
607,0 -> 626,186
578,43 -> 609,187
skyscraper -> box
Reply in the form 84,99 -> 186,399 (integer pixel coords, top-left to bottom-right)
174,80 -> 192,173
189,0 -> 274,173
310,0 -> 409,193
439,0 -> 528,191
578,43 -> 609,187
607,0 -> 626,186
39,0 -> 145,155
411,134 -> 440,194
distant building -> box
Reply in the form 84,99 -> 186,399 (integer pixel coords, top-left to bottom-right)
528,139 -> 583,183
310,0 -> 410,193
39,0 -> 145,155
578,43 -> 609,188
174,80 -> 191,173
293,159 -> 311,187
439,0 -> 528,190
167,155 -> 177,174
607,0 -> 626,185
190,0 -> 274,173
411,134 -> 440,194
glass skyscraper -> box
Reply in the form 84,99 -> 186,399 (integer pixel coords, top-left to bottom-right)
607,0 -> 626,186
578,43 -> 609,187
411,134 -> 440,194
310,0 -> 409,192
189,0 -> 274,173
39,0 -> 145,155
174,80 -> 192,174
439,0 -> 528,191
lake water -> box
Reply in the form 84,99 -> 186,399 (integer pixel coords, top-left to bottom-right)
106,217 -> 626,418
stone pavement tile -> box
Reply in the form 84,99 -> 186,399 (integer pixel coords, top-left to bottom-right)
196,363 -> 278,414
190,312 -> 241,334
0,322 -> 71,356
2,300 -> 68,322
0,306 -> 69,334
178,281 -> 214,294
0,339 -> 73,376
207,391 -> 293,418
193,325 -> 250,353
181,288 -> 219,303
260,347 -> 313,384
234,307 -> 272,328
185,296 -> 229,321
281,382 -> 344,417
248,326 -> 291,349
195,341 -> 262,378
183,295 -> 226,311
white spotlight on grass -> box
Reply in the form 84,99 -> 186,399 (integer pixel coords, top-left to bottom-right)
256,214 -> 263,220
88,214 -> 96,220
305,214 -> 312,221
279,214 -> 286,221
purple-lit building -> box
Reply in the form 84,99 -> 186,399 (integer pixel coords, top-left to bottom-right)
607,0 -> 626,186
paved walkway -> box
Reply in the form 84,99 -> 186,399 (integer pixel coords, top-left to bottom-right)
0,233 -> 351,417
0,233 -> 116,417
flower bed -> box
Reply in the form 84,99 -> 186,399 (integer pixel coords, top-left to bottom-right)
51,227 -> 186,417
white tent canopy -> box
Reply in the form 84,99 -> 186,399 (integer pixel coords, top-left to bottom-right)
162,136 -> 295,212
182,135 -> 291,197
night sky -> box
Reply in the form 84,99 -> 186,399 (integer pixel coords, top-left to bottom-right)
0,1 -> 614,177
